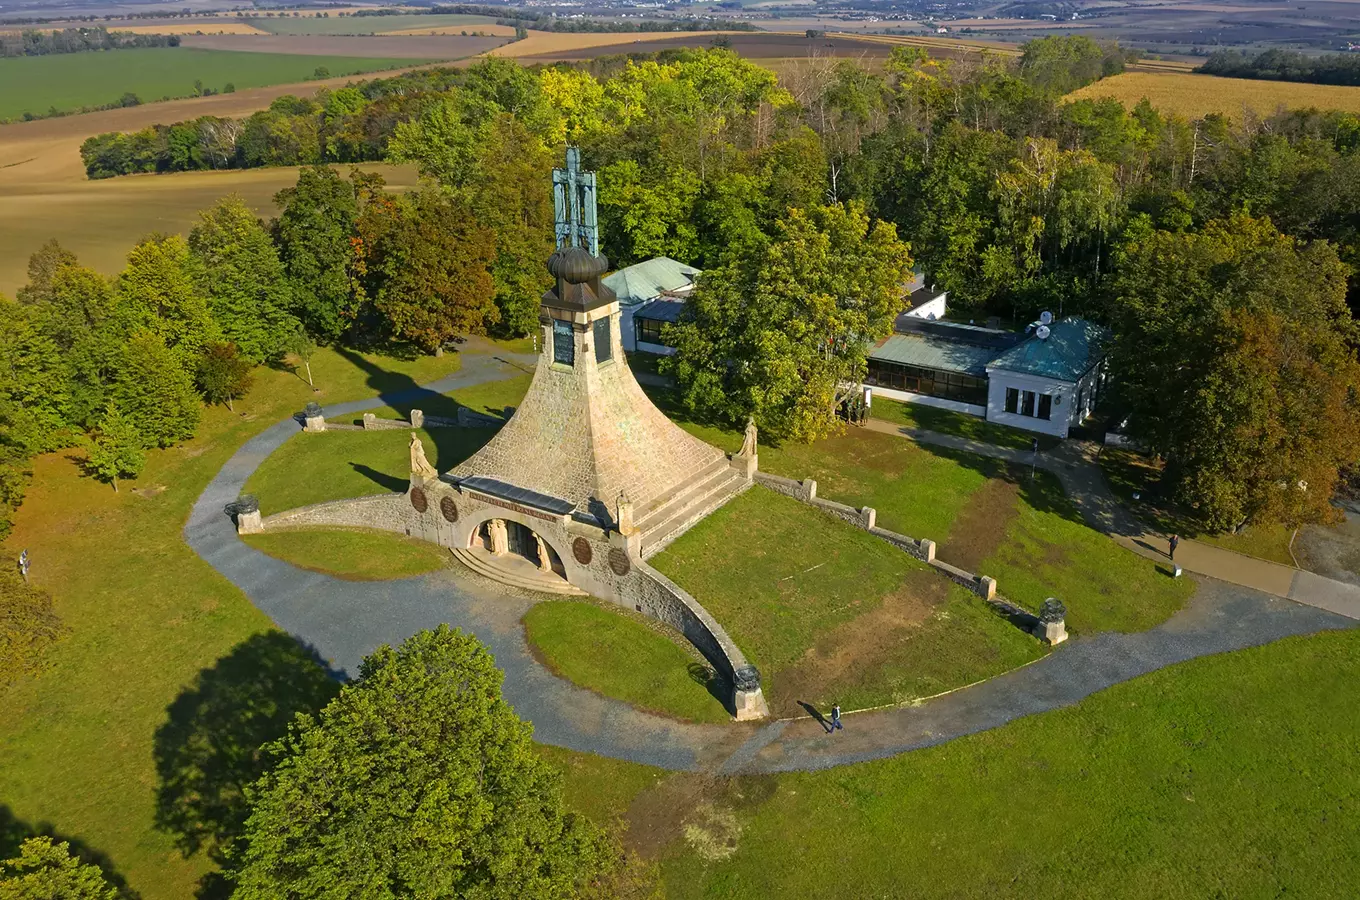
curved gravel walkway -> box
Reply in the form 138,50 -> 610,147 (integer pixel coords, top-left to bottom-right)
184,350 -> 1358,774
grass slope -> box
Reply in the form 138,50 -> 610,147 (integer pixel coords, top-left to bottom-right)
651,487 -> 1046,712
0,48 -> 430,120
0,344 -> 467,898
524,601 -> 731,724
242,527 -> 451,580
874,397 -> 1061,452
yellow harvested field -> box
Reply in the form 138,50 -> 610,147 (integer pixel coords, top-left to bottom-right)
114,22 -> 271,35
1066,70 -> 1360,117
381,23 -> 519,37
491,29 -> 746,58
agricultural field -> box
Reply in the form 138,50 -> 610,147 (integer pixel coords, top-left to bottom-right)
178,33 -> 508,58
1066,69 -> 1360,117
243,12 -> 507,36
499,30 -> 900,62
0,47 -> 431,121
112,21 -> 271,35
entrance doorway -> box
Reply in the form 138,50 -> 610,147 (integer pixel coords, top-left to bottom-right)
473,518 -> 566,577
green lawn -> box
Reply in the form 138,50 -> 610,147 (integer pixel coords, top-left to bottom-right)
1100,446 -> 1297,565
651,487 -> 1047,714
0,48 -> 430,120
242,527 -> 451,580
247,13 -> 502,35
245,375 -> 532,515
523,601 -> 732,724
542,626 -> 1360,899
873,397 -> 1062,451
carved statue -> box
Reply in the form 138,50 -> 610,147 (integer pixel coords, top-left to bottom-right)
616,491 -> 636,536
409,432 -> 438,480
738,417 -> 758,458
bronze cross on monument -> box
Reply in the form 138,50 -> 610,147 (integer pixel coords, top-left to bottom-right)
552,147 -> 600,257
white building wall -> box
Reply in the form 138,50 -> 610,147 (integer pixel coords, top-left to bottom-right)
904,294 -> 947,320
984,369 -> 1081,438
620,303 -> 642,352
869,386 -> 985,417
636,341 -> 676,357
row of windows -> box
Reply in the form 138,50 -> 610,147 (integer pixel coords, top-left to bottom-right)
865,360 -> 988,407
1004,387 -> 1054,421
635,317 -> 671,348
552,317 -> 614,366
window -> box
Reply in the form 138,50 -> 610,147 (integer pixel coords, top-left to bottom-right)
1038,393 -> 1052,421
863,359 -> 987,406
1005,387 -> 1019,414
593,316 -> 612,363
636,317 -> 671,348
552,319 -> 574,366
1021,390 -> 1035,417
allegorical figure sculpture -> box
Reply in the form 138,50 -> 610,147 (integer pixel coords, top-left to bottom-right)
410,432 -> 438,481
739,417 -> 758,458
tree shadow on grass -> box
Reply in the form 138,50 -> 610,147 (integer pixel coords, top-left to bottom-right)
350,462 -> 407,494
0,805 -> 140,898
152,632 -> 342,894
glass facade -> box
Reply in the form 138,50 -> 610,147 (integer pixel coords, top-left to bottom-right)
636,317 -> 671,348
865,359 -> 988,406
552,319 -> 574,366
593,316 -> 612,363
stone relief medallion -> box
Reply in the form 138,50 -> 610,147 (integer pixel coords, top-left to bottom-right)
608,547 -> 631,576
440,495 -> 458,523
409,486 -> 428,513
572,537 -> 593,565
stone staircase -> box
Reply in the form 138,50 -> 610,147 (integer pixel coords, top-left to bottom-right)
637,459 -> 749,558
450,547 -> 588,596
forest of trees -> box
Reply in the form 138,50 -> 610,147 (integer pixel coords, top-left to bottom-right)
20,34 -> 1360,537
0,26 -> 177,57
1198,49 -> 1360,86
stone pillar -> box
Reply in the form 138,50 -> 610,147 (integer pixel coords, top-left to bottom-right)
978,575 -> 997,600
228,495 -> 263,535
1033,597 -> 1068,645
860,506 -> 876,530
801,479 -> 818,502
534,534 -> 552,573
488,519 -> 509,556
303,402 -> 326,433
362,412 -> 377,430
732,664 -> 769,721
409,409 -> 424,428
616,492 -> 635,536
918,538 -> 936,563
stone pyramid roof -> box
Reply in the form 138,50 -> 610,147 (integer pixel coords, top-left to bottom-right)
448,352 -> 725,522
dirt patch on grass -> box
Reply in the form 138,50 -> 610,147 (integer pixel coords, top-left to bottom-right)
623,772 -> 777,860
769,568 -> 947,716
942,477 -> 1020,572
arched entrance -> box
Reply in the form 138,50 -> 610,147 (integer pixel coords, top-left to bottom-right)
468,517 -> 570,586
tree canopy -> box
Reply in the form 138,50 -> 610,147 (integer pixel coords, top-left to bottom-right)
0,837 -> 119,900
227,625 -> 621,899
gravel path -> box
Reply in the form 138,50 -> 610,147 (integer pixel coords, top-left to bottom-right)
183,352 -> 1358,774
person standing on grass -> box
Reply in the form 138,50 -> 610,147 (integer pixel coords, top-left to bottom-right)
830,703 -> 843,732
1169,534 -> 1180,561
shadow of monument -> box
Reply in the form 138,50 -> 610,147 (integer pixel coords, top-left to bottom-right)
152,631 -> 342,893
686,662 -> 734,714
350,463 -> 408,494
0,805 -> 141,898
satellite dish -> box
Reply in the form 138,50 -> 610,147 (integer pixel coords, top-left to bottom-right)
1039,310 -> 1054,325
1036,324 -> 1051,340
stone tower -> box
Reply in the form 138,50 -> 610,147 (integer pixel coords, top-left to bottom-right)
448,149 -> 745,556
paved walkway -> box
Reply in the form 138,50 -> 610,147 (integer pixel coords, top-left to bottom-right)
182,351 -> 1359,774
864,419 -> 1360,621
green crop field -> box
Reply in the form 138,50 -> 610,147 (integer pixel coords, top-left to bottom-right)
0,48 -> 431,121
246,13 -> 503,36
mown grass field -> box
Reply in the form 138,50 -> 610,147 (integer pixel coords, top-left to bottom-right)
547,625 -> 1360,899
242,527 -> 452,580
0,47 -> 430,121
524,601 -> 733,723
1066,70 -> 1360,117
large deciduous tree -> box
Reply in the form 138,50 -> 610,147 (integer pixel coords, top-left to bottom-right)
1108,214 -> 1360,530
227,625 -> 622,900
667,201 -> 911,442
113,331 -> 201,448
351,189 -> 497,353
189,195 -> 300,362
0,837 -> 118,900
271,165 -> 362,343
117,234 -> 218,365
84,402 -> 145,491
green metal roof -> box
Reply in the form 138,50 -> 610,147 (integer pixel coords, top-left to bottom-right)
986,317 -> 1108,381
868,333 -> 998,377
602,256 -> 700,306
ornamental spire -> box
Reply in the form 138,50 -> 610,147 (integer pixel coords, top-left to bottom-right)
552,147 -> 600,257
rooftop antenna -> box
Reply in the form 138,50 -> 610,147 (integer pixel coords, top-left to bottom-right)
1039,310 -> 1053,325
1036,324 -> 1051,340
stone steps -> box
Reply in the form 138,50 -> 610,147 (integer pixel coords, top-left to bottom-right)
640,466 -> 747,558
635,457 -> 732,533
450,548 -> 588,596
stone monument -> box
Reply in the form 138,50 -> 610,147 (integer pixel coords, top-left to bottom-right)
409,432 -> 438,484
302,402 -> 326,433
225,494 -> 263,535
1034,597 -> 1068,645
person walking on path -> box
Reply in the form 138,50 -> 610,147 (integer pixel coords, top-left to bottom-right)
830,704 -> 843,733
1169,534 -> 1180,561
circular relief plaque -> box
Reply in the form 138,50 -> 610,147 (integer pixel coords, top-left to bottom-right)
409,486 -> 428,513
608,547 -> 631,576
440,495 -> 459,523
572,537 -> 593,566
